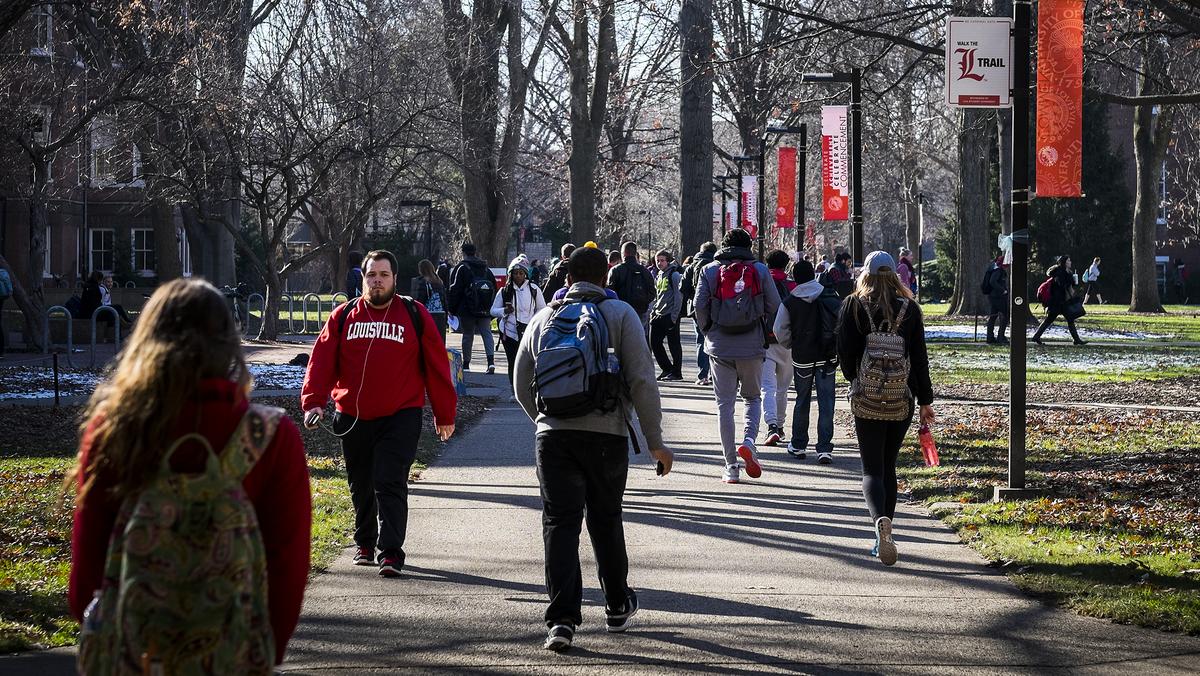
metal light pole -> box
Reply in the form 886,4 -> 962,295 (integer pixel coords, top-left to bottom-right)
801,71 -> 865,265
995,0 -> 1038,502
917,193 -> 925,303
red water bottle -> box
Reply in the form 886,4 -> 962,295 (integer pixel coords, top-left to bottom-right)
919,424 -> 939,466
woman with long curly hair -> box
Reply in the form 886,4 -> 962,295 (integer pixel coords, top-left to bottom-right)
68,278 -> 311,673
837,252 -> 935,566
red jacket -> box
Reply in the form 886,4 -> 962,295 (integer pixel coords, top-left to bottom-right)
69,379 -> 311,665
301,297 -> 457,424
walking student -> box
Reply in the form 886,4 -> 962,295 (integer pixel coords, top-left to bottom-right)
411,258 -> 450,341
649,249 -> 684,381
1083,257 -> 1105,305
542,243 -> 575,299
513,246 -> 673,652
760,249 -> 797,446
982,255 -> 1009,344
302,250 -> 457,577
491,257 -> 546,388
1032,255 -> 1087,346
838,251 -> 934,566
681,242 -> 717,385
773,259 -> 840,463
448,242 -> 498,372
694,228 -> 782,483
70,279 -> 311,673
607,241 -> 656,334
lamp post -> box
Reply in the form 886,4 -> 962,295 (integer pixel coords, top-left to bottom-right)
917,193 -> 925,303
800,70 -> 863,265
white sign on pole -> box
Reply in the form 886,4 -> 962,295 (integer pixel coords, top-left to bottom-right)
945,17 -> 1013,108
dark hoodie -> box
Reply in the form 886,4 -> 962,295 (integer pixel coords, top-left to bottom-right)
448,256 -> 495,317
681,248 -> 716,315
1044,264 -> 1076,309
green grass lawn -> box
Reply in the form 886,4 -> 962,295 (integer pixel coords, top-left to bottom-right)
0,395 -> 492,652
899,405 -> 1200,634
922,303 -> 1200,341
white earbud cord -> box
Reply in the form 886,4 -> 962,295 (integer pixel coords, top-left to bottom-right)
318,296 -> 391,438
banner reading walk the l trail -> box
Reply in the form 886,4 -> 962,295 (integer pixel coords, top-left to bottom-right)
821,106 -> 849,222
1035,0 -> 1084,197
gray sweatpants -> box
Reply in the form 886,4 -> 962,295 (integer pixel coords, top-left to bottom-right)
761,343 -> 791,428
710,357 -> 764,466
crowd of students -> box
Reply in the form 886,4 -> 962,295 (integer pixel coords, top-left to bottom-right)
66,235 -> 939,668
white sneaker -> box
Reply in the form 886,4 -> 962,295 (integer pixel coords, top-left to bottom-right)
721,463 -> 740,484
737,439 -> 762,478
485,364 -> 496,375
786,442 -> 807,459
875,516 -> 898,566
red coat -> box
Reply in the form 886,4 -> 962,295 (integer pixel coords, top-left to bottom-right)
69,379 -> 311,665
301,297 -> 457,424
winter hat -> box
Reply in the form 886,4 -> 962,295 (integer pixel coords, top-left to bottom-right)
508,256 -> 529,275
791,259 -> 816,284
863,250 -> 897,275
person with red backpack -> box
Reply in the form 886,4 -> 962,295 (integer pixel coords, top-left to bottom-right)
760,249 -> 797,446
70,279 -> 311,673
1031,255 -> 1086,346
693,229 -> 782,484
302,250 -> 458,578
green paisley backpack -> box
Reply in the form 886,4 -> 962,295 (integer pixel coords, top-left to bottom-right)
78,404 -> 283,676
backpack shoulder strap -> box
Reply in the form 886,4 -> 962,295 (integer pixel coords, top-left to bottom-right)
336,297 -> 361,339
220,404 -> 285,480
858,298 -> 880,333
891,298 -> 912,335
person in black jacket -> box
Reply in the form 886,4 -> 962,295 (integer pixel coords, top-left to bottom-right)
447,243 -> 498,372
541,244 -> 575,299
1032,255 -> 1086,346
411,259 -> 449,341
983,255 -> 1009,344
79,271 -> 104,319
838,251 -> 934,566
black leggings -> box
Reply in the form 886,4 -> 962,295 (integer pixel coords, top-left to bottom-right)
854,410 -> 914,522
501,333 -> 519,388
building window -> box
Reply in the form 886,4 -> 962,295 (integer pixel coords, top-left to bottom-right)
43,225 -> 51,278
30,106 -> 52,181
1157,161 -> 1168,226
90,228 -> 114,273
32,5 -> 52,56
132,228 -> 155,275
91,117 -> 142,187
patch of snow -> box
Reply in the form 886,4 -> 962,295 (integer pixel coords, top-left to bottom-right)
926,324 -> 1168,341
0,363 -> 307,401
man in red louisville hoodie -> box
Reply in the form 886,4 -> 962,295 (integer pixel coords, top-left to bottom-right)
302,249 -> 457,577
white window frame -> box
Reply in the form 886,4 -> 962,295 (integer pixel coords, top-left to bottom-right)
179,226 -> 192,277
131,228 -> 155,276
1157,161 -> 1168,226
90,228 -> 115,274
32,5 -> 52,56
43,225 -> 51,278
30,106 -> 52,181
90,116 -> 144,188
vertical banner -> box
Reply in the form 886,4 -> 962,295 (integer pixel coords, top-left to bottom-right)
1036,0 -> 1083,197
740,175 -> 759,239
725,199 -> 736,231
776,147 -> 797,228
712,193 -> 722,233
821,106 -> 850,221
805,218 -> 816,250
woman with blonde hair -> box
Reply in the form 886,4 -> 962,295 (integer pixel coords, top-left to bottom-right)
69,278 -> 310,673
837,251 -> 934,566
412,258 -> 449,340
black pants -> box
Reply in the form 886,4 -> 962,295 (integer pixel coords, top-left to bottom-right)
986,298 -> 1009,340
501,333 -> 519,388
336,407 -> 422,561
649,314 -> 682,378
0,297 -> 6,354
536,429 -> 631,627
854,408 -> 914,522
1033,308 -> 1081,342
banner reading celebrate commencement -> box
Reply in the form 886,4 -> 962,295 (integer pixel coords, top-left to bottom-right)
821,106 -> 849,222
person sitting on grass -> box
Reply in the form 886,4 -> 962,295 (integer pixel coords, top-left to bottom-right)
69,278 -> 312,674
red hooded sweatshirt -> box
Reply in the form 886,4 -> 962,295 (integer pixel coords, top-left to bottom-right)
301,296 -> 457,424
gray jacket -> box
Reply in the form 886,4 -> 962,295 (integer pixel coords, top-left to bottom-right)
513,282 -> 665,449
651,267 -> 683,321
694,247 -> 781,360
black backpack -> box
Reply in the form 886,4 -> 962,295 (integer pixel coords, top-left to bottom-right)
980,264 -> 994,295
611,263 -> 653,315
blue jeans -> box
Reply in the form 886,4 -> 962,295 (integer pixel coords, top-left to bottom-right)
791,363 -> 836,454
695,323 -> 710,379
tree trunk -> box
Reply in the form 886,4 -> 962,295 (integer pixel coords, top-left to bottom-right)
22,165 -> 49,350
949,108 -> 992,316
258,264 -> 282,341
0,255 -> 46,351
565,0 -> 615,246
679,0 -> 714,258
1130,44 -> 1172,312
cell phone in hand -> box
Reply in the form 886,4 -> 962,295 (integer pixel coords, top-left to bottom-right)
304,411 -> 321,428
656,461 -> 664,476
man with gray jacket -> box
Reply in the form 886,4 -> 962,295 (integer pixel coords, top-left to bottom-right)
514,246 -> 674,652
694,229 -> 782,484
650,249 -> 684,381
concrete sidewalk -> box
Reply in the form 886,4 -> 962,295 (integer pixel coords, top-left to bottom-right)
283,332 -> 1200,674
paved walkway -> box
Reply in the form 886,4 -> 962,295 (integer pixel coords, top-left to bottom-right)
282,331 -> 1200,674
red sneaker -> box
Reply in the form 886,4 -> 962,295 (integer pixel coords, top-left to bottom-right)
737,440 -> 762,478
378,552 -> 403,578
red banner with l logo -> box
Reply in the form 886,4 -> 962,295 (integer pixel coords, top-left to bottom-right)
776,147 -> 797,229
1036,0 -> 1083,197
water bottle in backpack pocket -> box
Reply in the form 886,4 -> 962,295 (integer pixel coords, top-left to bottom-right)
532,300 -> 622,418
706,261 -> 765,334
849,299 -> 913,421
